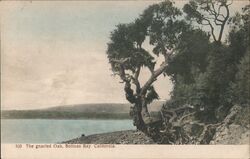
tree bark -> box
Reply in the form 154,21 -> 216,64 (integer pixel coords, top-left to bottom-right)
141,95 -> 152,124
130,102 -> 147,132
128,95 -> 151,132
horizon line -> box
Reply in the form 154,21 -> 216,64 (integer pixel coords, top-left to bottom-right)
1,100 -> 167,111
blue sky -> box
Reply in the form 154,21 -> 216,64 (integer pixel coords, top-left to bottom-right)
1,1 -> 248,110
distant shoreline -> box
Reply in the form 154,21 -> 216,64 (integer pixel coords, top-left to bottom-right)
1,110 -> 131,120
1,101 -> 163,120
1,118 -> 132,120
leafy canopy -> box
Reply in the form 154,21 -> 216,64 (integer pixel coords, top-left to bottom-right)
107,1 -> 186,74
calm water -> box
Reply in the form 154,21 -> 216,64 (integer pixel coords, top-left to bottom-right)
1,119 -> 135,143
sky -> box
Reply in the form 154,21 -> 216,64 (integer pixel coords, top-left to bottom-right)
1,1 -> 248,110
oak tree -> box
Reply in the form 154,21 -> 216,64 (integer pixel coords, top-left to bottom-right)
106,1 -> 186,131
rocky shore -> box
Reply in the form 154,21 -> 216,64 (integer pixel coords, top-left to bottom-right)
63,105 -> 249,145
63,124 -> 249,145
63,130 -> 155,144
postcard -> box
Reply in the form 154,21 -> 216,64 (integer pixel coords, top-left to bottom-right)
1,0 -> 249,158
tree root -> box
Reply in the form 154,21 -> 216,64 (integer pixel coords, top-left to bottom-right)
150,105 -> 243,144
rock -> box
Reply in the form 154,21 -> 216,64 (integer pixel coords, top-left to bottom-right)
208,105 -> 249,144
211,122 -> 249,144
205,122 -> 246,144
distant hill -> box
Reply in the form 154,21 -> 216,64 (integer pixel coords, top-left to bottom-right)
45,101 -> 165,113
45,103 -> 130,113
1,101 -> 165,119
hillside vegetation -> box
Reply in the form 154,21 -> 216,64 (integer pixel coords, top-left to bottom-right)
1,101 -> 164,119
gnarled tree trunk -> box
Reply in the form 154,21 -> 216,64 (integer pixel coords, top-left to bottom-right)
128,96 -> 151,132
111,57 -> 170,133
130,102 -> 146,131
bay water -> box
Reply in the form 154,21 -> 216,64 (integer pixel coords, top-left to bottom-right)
1,119 -> 135,143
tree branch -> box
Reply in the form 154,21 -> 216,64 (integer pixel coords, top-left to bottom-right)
202,18 -> 217,42
195,0 -> 232,42
132,67 -> 141,94
111,57 -> 142,99
217,4 -> 230,42
140,62 -> 168,96
110,58 -> 130,65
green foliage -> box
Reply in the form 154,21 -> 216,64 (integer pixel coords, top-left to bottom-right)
107,23 -> 154,72
183,0 -> 204,23
165,1 -> 249,123
231,50 -> 250,105
107,1 -> 185,72
226,5 -> 250,106
106,1 -> 188,107
166,28 -> 210,83
183,0 -> 229,23
204,44 -> 233,106
228,7 -> 249,70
